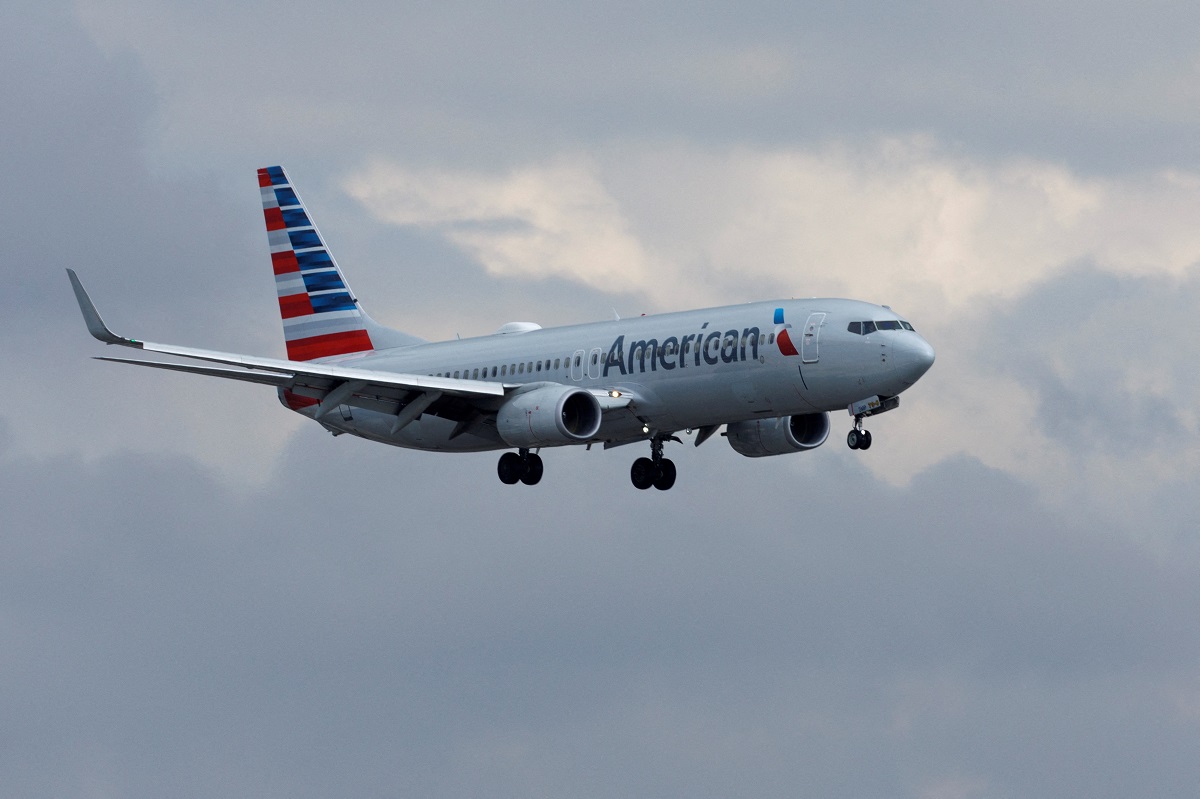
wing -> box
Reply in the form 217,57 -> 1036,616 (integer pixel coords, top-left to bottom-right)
68,269 -> 504,429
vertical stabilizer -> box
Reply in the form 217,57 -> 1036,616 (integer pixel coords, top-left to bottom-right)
258,165 -> 423,361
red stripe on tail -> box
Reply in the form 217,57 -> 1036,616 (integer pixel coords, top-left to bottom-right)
263,207 -> 285,231
278,293 -> 314,319
286,330 -> 374,361
271,250 -> 300,275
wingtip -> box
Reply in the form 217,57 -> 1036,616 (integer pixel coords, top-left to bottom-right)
67,269 -> 136,346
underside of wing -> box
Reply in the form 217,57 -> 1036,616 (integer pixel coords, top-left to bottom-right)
97,357 -> 296,386
69,268 -> 506,432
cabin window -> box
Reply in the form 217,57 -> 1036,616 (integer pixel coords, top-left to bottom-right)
536,361 -> 542,372
501,365 -> 507,376
453,370 -> 460,378
768,333 -> 775,344
528,362 -> 533,372
574,355 -> 581,367
518,363 -> 525,374
554,358 -> 561,369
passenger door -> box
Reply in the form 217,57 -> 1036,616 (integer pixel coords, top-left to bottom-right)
801,313 -> 825,363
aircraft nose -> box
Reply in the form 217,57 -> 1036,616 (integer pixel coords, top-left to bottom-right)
897,336 -> 936,385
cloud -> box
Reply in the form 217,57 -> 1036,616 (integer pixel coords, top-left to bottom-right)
69,1 -> 1200,174
345,159 -> 663,296
0,1 -> 293,481
348,141 -> 1200,317
2,430 -> 1198,797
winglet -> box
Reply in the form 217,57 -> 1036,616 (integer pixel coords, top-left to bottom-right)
66,269 -> 139,346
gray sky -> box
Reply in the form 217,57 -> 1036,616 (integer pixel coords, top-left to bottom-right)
3,1 -> 1199,797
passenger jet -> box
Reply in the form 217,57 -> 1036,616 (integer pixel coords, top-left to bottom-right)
69,165 -> 935,490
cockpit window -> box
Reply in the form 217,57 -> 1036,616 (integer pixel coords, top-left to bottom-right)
848,319 -> 915,334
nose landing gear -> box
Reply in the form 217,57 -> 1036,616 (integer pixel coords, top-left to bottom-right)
846,420 -> 872,450
846,394 -> 901,450
497,448 -> 544,485
631,435 -> 677,490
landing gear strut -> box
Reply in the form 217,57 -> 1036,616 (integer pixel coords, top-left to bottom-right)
497,448 -> 544,485
631,436 -> 677,490
846,416 -> 872,450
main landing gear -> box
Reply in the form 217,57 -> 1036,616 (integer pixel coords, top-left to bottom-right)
630,436 -> 677,491
497,448 -> 543,485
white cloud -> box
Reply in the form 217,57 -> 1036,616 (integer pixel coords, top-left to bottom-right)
345,159 -> 665,295
350,140 -> 1200,314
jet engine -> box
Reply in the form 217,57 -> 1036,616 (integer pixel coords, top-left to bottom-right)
497,385 -> 603,448
726,413 -> 831,457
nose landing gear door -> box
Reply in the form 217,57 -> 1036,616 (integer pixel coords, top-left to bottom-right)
801,313 -> 825,363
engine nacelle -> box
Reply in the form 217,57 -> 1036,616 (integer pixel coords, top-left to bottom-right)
726,413 -> 831,458
497,385 -> 603,448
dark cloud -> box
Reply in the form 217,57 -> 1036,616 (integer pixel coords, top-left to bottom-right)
2,426 -> 1197,797
85,1 -> 1200,174
0,1 -> 278,357
977,263 -> 1200,457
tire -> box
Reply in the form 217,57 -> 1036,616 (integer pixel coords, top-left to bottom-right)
859,431 -> 872,450
520,453 -> 544,485
498,452 -> 523,484
630,457 -> 656,490
847,430 -> 860,449
653,458 -> 677,491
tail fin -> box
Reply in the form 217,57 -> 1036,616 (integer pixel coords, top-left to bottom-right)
258,165 -> 424,361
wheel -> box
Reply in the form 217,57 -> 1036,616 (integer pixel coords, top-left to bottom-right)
858,430 -> 872,450
630,457 -> 656,490
498,452 -> 523,484
520,453 -> 544,485
653,458 -> 677,491
847,429 -> 861,450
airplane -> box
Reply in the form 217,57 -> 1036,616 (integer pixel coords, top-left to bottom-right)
68,165 -> 935,490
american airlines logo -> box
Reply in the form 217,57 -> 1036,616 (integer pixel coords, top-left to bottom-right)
601,309 -> 797,377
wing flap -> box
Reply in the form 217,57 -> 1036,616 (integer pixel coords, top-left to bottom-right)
95,356 -> 295,386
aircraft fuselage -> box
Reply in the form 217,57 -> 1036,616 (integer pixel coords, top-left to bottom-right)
287,298 -> 934,453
